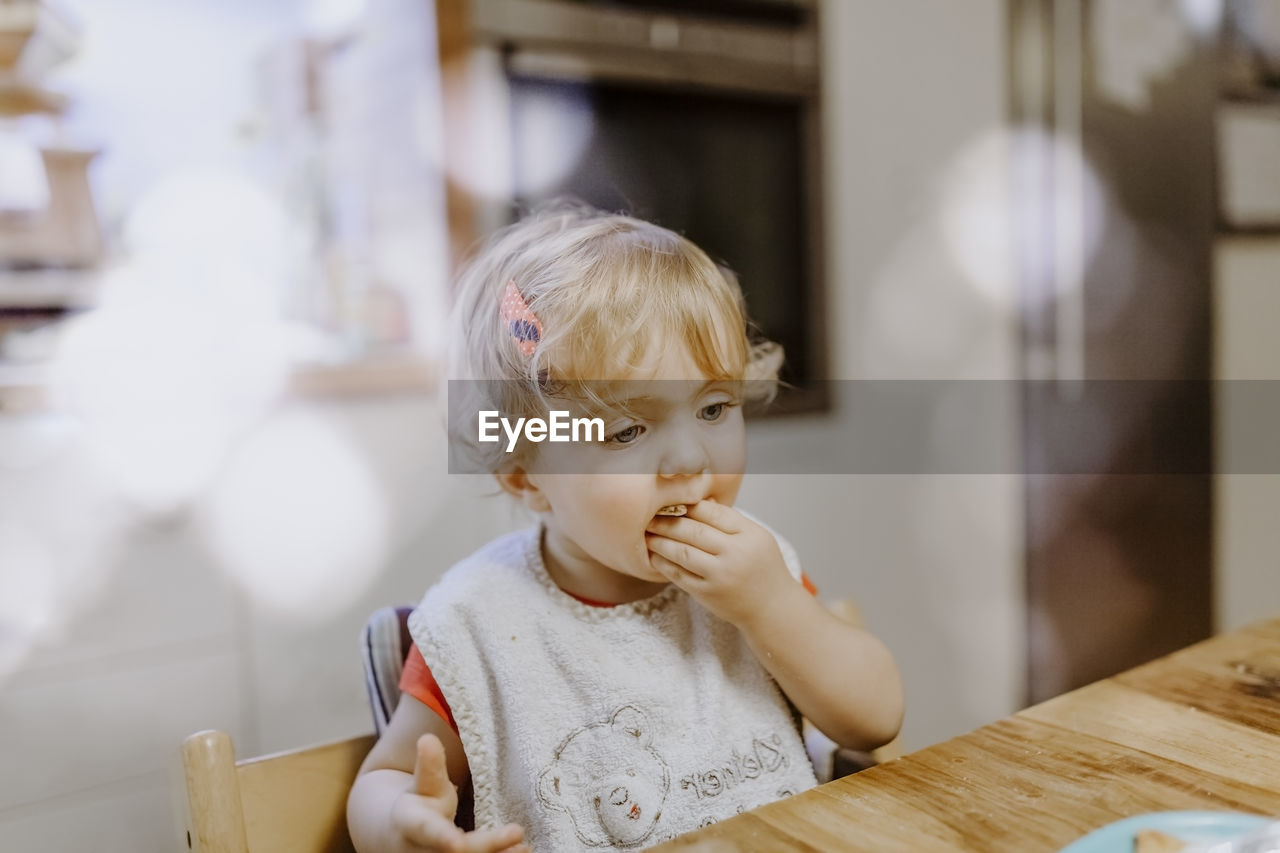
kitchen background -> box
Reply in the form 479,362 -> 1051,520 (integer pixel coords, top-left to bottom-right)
1,0 -> 1279,849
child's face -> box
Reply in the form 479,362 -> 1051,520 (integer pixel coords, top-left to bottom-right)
524,343 -> 746,590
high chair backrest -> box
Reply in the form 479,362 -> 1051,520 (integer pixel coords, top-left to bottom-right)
181,729 -> 375,853
361,604 -> 415,735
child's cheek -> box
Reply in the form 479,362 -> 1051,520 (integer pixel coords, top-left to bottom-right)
711,471 -> 745,506
584,478 -> 649,522
713,441 -> 747,477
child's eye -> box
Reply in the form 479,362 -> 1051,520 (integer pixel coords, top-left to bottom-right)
607,424 -> 645,444
699,402 -> 728,422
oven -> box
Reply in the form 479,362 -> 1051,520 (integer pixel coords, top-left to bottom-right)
450,0 -> 827,411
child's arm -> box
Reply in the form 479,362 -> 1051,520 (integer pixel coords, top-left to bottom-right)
733,582 -> 903,751
347,695 -> 528,853
646,502 -> 905,752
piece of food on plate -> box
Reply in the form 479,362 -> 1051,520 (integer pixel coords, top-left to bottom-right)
1133,828 -> 1186,853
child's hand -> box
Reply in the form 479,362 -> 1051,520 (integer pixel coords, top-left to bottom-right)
645,500 -> 797,627
389,734 -> 528,853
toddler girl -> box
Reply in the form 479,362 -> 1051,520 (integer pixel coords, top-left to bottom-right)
347,204 -> 903,853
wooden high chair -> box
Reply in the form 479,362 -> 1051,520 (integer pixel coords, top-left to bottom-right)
180,729 -> 375,853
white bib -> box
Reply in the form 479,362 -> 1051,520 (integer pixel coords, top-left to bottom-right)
409,525 -> 817,851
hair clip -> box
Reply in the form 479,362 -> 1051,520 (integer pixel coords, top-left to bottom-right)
500,279 -> 543,357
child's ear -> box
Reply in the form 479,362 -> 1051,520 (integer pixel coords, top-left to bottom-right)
494,468 -> 551,513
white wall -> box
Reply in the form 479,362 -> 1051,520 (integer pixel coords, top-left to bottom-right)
1214,237 -> 1280,631
787,0 -> 1024,749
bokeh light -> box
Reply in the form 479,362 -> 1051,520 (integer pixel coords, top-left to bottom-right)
0,519 -> 58,679
46,172 -> 302,513
303,0 -> 369,39
423,56 -> 595,200
48,282 -> 292,513
1179,0 -> 1224,36
939,128 -> 1107,313
0,134 -> 49,212
509,81 -> 595,198
0,427 -> 130,683
428,55 -> 513,199
198,410 -> 390,619
123,171 -> 306,295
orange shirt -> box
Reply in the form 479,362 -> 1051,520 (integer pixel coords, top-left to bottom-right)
400,574 -> 819,732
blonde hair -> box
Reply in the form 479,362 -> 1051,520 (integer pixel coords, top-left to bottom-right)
448,202 -> 781,469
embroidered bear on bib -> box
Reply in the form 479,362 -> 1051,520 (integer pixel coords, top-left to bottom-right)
536,705 -> 670,848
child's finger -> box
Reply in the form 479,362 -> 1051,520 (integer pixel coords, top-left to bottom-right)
413,734 -> 457,805
649,550 -> 704,584
397,803 -> 464,852
646,515 -> 725,554
684,498 -> 743,533
646,534 -> 712,577
462,823 -> 525,852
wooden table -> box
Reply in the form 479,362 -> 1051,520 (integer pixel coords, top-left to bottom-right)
651,617 -> 1280,852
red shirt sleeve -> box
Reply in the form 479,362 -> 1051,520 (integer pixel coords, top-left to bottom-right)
399,572 -> 818,732
399,644 -> 458,732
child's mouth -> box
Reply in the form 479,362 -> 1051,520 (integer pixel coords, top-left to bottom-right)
655,504 -> 688,517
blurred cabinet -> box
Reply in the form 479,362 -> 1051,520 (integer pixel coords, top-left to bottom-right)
0,2 -> 102,410
1011,0 -> 1216,702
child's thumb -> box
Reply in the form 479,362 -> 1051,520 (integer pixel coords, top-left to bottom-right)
412,734 -> 455,803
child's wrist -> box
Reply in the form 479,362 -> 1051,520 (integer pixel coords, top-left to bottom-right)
735,575 -> 810,637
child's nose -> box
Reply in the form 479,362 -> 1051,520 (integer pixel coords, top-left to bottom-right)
657,432 -> 711,478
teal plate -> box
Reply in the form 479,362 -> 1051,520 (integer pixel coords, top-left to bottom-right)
1059,811 -> 1269,852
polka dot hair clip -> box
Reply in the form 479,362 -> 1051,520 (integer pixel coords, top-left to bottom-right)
500,279 -> 543,357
